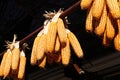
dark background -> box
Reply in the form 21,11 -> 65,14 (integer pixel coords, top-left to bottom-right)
0,0 -> 120,80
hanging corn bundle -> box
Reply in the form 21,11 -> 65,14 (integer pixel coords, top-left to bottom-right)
80,0 -> 120,51
0,35 -> 27,80
30,9 -> 84,67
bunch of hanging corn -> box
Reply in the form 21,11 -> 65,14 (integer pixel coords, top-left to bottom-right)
30,10 -> 84,67
0,35 -> 26,80
80,0 -> 120,51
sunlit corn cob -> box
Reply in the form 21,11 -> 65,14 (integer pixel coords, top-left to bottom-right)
11,42 -> 20,70
57,18 -> 67,47
31,29 -> 43,65
61,38 -> 71,65
46,21 -> 57,53
67,29 -> 84,58
18,50 -> 26,79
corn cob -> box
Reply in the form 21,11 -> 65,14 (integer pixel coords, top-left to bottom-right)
31,36 -> 40,65
102,29 -> 110,46
80,0 -> 93,9
38,56 -> 46,68
11,42 -> 20,70
114,19 -> 120,51
55,36 -> 60,53
4,49 -> 12,78
57,18 -> 67,47
36,34 -> 47,60
18,50 -> 26,79
46,21 -> 57,53
67,29 -> 84,58
106,0 -> 120,19
61,38 -> 71,65
45,11 -> 61,53
85,5 -> 93,32
92,0 -> 105,19
106,14 -> 115,39
94,4 -> 107,36
0,51 -> 8,76
31,30 -> 43,65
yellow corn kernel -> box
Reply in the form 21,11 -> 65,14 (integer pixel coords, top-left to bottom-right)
36,34 -> 47,60
4,49 -> 12,78
31,36 -> 40,65
114,19 -> 120,51
85,5 -> 93,32
11,42 -> 20,70
18,50 -> 26,79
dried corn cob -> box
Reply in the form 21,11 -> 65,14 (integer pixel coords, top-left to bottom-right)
61,38 -> 71,65
80,0 -> 93,9
55,36 -> 60,53
38,56 -> 46,68
57,18 -> 67,47
31,29 -> 44,65
36,34 -> 47,60
94,4 -> 107,36
92,0 -> 105,19
4,49 -> 12,78
18,50 -> 26,79
106,0 -> 120,19
85,5 -> 93,32
0,51 -> 8,76
106,14 -> 115,39
114,19 -> 120,51
46,21 -> 57,53
11,42 -> 20,70
67,29 -> 84,58
102,29 -> 110,46
114,33 -> 120,51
